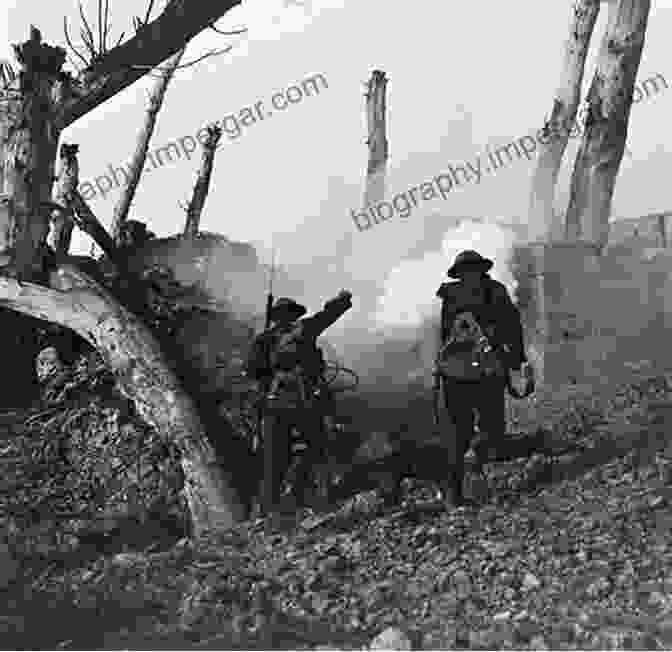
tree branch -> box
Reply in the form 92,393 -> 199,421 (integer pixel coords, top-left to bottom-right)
68,190 -> 121,265
63,17 -> 90,69
78,1 -> 98,61
0,273 -> 97,340
55,0 -> 241,130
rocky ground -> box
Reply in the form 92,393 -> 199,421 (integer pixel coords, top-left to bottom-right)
2,373 -> 672,650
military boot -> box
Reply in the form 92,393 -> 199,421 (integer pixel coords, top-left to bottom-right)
438,473 -> 465,510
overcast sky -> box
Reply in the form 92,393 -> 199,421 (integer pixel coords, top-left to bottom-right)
3,0 -> 672,336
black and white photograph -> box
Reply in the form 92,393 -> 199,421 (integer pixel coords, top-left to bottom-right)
0,0 -> 671,649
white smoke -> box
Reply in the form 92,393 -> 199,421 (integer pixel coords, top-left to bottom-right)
317,219 -> 522,391
374,219 -> 519,332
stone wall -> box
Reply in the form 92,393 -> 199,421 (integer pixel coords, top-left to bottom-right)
513,238 -> 672,389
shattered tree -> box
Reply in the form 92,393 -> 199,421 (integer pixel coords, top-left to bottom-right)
564,0 -> 651,249
48,143 -> 80,256
183,123 -> 222,237
527,0 -> 600,242
0,0 -> 250,536
110,47 -> 186,245
362,69 -> 388,208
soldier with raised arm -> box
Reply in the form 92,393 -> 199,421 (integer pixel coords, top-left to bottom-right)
245,290 -> 353,517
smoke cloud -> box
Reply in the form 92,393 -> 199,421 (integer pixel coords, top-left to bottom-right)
203,214 -> 521,403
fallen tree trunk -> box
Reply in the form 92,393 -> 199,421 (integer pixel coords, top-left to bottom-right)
0,264 -> 247,536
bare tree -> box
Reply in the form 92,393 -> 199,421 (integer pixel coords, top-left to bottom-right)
183,123 -> 222,237
0,0 -> 248,536
363,70 -> 388,208
0,1 -> 241,280
527,0 -> 601,242
110,47 -> 186,244
564,0 -> 651,250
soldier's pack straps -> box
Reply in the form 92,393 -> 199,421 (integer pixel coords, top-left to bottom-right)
505,362 -> 535,398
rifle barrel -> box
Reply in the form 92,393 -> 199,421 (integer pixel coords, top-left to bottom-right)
264,293 -> 274,329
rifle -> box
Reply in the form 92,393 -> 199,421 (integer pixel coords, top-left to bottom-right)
255,248 -> 276,453
432,368 -> 442,429
264,246 -> 276,330
432,324 -> 444,430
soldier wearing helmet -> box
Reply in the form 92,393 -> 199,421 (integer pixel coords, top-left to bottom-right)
245,290 -> 353,517
435,250 -> 529,507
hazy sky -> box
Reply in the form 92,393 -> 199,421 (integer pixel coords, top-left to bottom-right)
3,0 -> 672,338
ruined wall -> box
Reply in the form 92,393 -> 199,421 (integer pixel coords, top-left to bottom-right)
513,238 -> 672,389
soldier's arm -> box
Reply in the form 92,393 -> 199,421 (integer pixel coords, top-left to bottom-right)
439,297 -> 453,342
302,291 -> 353,338
493,283 -> 527,369
436,283 -> 456,342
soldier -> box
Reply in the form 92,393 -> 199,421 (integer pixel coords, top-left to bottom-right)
244,290 -> 353,517
435,250 -> 528,507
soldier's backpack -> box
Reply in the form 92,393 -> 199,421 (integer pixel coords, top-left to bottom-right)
244,330 -> 276,380
244,322 -> 324,379
269,322 -> 325,376
267,322 -> 303,371
435,285 -> 505,382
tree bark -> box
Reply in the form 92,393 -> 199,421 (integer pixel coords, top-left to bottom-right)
363,70 -> 388,209
0,28 -> 65,280
183,124 -> 222,237
0,264 -> 247,535
528,0 -> 600,242
55,0 -> 241,130
110,48 -> 185,244
48,143 -> 79,256
564,0 -> 651,250
0,6 -> 249,535
45,141 -> 123,266
69,190 -> 123,265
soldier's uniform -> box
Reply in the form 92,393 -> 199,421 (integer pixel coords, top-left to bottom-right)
245,291 -> 353,515
436,251 -> 527,505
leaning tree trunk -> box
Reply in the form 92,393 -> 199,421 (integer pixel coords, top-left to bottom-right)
564,0 -> 651,250
183,123 -> 222,237
69,189 -> 122,265
110,47 -> 185,244
527,0 -> 600,242
0,264 -> 247,535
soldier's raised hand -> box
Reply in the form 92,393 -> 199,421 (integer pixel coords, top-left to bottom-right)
337,290 -> 353,302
